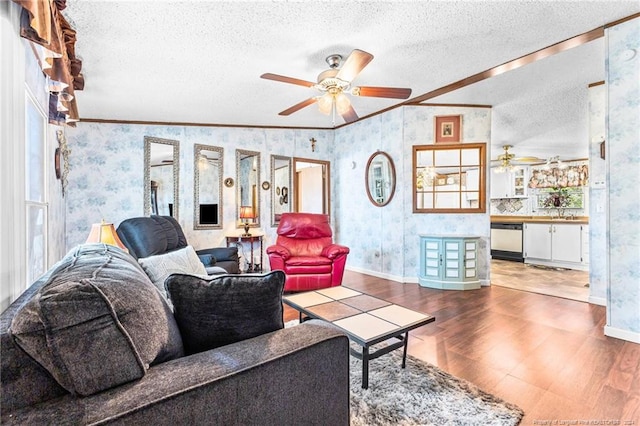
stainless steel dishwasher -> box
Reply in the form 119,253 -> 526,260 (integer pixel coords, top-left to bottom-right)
490,222 -> 524,262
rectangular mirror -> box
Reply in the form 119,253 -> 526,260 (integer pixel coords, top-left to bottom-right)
271,155 -> 292,227
413,143 -> 486,213
236,149 -> 260,230
194,144 -> 223,229
144,136 -> 179,219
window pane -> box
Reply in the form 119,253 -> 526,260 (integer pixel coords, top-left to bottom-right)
434,149 -> 459,166
461,148 -> 480,165
26,95 -> 45,202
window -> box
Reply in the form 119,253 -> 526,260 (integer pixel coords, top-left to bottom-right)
25,89 -> 48,285
413,143 -> 486,213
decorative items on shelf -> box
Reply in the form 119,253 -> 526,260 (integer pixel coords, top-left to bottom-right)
528,163 -> 589,188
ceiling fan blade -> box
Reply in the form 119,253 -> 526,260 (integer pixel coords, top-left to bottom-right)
336,49 -> 373,82
514,156 -> 545,163
278,98 -> 318,116
261,73 -> 315,88
340,104 -> 359,123
352,86 -> 412,99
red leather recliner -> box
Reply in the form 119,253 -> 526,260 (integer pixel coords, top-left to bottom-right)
267,213 -> 350,292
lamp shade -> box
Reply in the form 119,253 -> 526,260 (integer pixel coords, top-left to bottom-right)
239,206 -> 255,220
86,221 -> 129,252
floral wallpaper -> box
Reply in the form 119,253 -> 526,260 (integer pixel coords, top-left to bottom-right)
588,83 -> 606,304
333,105 -> 492,283
64,124 -> 334,259
65,105 -> 492,284
606,17 -> 640,338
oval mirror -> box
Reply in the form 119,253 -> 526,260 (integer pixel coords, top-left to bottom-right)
271,155 -> 292,226
144,136 -> 179,218
365,151 -> 396,207
236,149 -> 260,231
194,144 -> 223,229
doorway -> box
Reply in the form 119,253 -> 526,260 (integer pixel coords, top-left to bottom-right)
293,158 -> 330,215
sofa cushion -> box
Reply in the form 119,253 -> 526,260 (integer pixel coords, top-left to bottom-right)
165,271 -> 285,355
138,245 -> 207,298
9,244 -> 184,396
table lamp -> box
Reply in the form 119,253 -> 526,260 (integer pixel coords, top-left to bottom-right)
239,206 -> 255,237
86,220 -> 129,252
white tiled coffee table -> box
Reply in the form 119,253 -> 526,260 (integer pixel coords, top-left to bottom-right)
283,286 -> 435,388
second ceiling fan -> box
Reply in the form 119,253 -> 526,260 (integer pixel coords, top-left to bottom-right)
261,49 -> 412,124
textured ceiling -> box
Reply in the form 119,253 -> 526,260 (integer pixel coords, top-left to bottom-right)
63,1 -> 639,159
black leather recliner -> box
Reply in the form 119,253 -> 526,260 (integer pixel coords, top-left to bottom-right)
116,215 -> 240,274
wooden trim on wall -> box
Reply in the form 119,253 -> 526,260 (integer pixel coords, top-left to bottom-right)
605,12 -> 640,28
405,26 -> 604,105
418,103 -> 492,109
79,117 -> 331,131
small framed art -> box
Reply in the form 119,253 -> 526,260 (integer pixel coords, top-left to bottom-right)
434,115 -> 462,143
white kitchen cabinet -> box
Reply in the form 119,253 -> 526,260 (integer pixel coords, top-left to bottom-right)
524,222 -> 587,270
490,166 -> 528,199
524,223 -> 552,259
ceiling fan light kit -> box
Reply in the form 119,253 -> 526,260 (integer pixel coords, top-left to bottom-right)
260,49 -> 412,126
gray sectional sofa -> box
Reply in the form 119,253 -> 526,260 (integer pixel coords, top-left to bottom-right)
0,244 -> 350,425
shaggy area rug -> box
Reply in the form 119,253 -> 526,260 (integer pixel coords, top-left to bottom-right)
286,321 -> 524,425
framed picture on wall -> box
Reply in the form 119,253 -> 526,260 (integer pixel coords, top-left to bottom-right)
434,115 -> 462,143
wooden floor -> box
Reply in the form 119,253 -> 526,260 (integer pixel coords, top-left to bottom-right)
283,271 -> 640,424
491,259 -> 590,302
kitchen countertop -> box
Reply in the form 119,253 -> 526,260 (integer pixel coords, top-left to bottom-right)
491,215 -> 589,225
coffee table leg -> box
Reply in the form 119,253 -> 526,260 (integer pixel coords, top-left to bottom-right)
402,332 -> 409,369
362,346 -> 369,389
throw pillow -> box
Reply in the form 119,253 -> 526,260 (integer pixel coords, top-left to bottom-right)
165,270 -> 285,355
9,243 -> 184,396
138,245 -> 207,298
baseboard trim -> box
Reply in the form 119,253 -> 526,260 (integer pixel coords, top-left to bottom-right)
604,326 -> 640,344
345,266 -> 409,284
588,296 -> 606,306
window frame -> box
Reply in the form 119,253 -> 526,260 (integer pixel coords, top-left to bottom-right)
413,143 -> 487,214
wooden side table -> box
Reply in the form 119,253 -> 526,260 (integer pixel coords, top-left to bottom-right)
226,235 -> 264,272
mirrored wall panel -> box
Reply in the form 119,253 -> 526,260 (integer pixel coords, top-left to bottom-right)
413,143 -> 486,213
365,151 -> 396,207
236,149 -> 260,229
270,155 -> 292,226
194,144 -> 223,229
293,157 -> 330,216
144,136 -> 179,219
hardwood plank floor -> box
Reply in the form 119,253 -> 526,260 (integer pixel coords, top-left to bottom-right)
283,270 -> 640,424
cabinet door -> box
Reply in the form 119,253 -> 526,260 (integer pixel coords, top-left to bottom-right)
422,238 -> 442,279
524,223 -> 552,260
511,167 -> 528,197
442,239 -> 461,280
552,224 -> 582,263
490,168 -> 510,199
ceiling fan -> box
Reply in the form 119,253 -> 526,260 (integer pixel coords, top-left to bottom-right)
492,145 -> 545,172
260,49 -> 412,124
